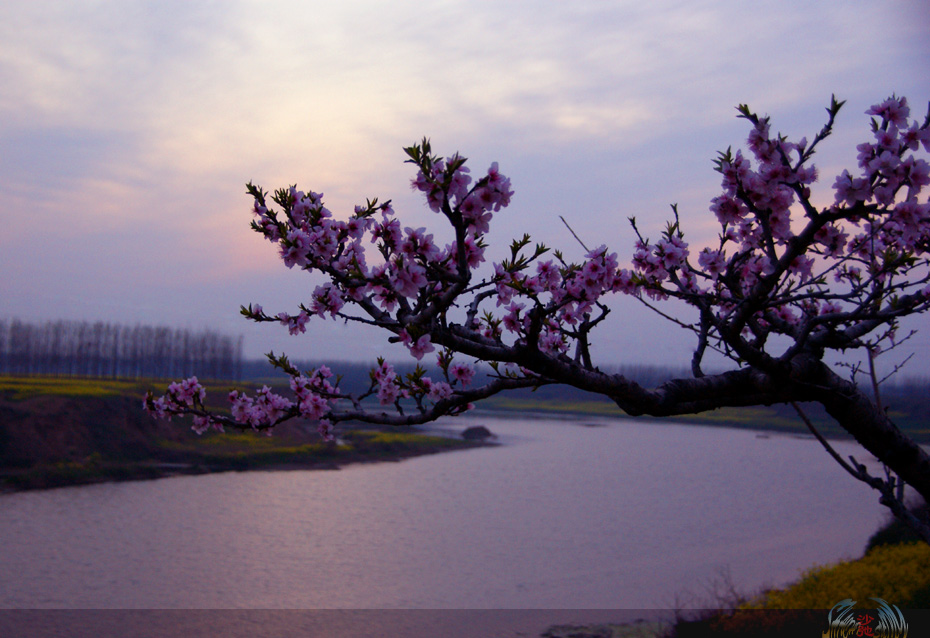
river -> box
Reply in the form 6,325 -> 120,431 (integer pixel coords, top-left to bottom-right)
0,413 -> 888,613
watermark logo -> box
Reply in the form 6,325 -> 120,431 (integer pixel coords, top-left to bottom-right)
823,598 -> 908,638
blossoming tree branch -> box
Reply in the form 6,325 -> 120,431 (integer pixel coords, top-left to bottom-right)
147,96 -> 930,539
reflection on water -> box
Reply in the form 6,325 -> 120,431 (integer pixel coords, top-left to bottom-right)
0,414 -> 887,609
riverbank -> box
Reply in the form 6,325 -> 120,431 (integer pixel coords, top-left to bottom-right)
0,429 -> 485,493
0,376 -> 485,493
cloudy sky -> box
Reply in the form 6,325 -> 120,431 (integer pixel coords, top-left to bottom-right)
2,0 -> 929,375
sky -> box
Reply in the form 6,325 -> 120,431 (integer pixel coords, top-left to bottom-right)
1,0 -> 929,376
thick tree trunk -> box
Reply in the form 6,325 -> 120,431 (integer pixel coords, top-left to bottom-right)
814,364 -> 930,505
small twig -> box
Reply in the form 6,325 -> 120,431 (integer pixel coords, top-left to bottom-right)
792,402 -> 861,478
559,216 -> 591,253
879,352 -> 915,386
792,401 -> 930,544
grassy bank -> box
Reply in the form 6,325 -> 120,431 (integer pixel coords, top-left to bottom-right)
545,531 -> 929,638
1,430 -> 481,492
620,510 -> 930,638
0,375 -> 483,492
657,542 -> 930,637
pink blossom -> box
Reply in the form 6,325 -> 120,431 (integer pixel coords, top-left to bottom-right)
613,268 -> 638,295
167,377 -> 205,407
873,126 -> 901,153
373,361 -> 395,383
867,96 -> 910,128
311,284 -> 344,319
281,229 -> 313,268
388,258 -> 428,298
502,301 -> 525,334
537,328 -> 567,354
788,255 -> 815,283
191,415 -> 222,435
450,363 -> 475,387
277,311 -> 310,335
698,248 -> 727,278
406,332 -> 435,360
255,385 -> 294,422
834,266 -> 861,283
372,215 -> 402,250
773,305 -> 798,325
318,419 -> 334,442
710,195 -> 744,225
142,394 -> 171,420
833,170 -> 871,206
902,157 -> 930,191
427,380 -> 453,402
410,170 -> 431,192
820,301 -> 844,315
299,393 -> 330,420
656,237 -> 689,271
400,226 -> 440,261
377,379 -> 404,405
813,224 -> 848,257
460,234 -> 487,269
345,216 -> 370,240
535,260 -> 560,289
372,285 -> 399,312
767,208 -> 793,242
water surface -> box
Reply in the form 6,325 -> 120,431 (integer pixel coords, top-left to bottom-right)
0,414 -> 888,609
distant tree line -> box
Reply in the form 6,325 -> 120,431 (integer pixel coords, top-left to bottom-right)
0,319 -> 243,380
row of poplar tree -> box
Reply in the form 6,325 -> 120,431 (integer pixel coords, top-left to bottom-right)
0,319 -> 243,380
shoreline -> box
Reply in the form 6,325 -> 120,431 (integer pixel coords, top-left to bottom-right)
0,429 -> 488,495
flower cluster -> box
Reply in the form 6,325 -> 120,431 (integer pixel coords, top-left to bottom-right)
610,96 -> 930,357
144,366 -> 345,439
143,376 -> 208,424
229,386 -> 294,428
241,142 -> 514,340
838,97 -> 930,254
370,355 -> 468,408
289,366 -> 340,439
